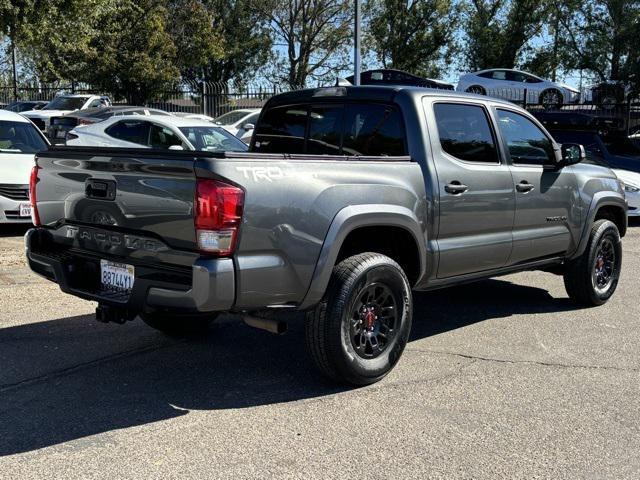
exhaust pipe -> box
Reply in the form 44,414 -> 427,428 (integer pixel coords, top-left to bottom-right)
243,315 -> 287,335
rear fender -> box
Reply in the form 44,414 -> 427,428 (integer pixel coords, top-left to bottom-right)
298,204 -> 426,310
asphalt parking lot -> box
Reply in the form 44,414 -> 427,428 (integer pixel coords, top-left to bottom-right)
0,223 -> 639,479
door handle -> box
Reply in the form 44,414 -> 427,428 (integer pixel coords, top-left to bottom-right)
516,181 -> 535,193
444,181 -> 468,195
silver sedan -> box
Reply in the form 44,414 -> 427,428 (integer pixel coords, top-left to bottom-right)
456,68 -> 580,109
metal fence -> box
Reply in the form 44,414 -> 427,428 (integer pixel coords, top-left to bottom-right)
1,81 -> 638,134
0,81 -> 286,119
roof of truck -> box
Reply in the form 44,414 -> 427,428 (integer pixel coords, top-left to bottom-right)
265,85 -> 517,109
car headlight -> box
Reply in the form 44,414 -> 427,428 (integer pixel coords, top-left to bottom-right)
624,183 -> 640,193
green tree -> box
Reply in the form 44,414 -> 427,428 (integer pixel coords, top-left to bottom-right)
463,0 -> 547,70
168,0 -> 272,85
166,0 -> 226,77
259,0 -> 353,89
557,0 -> 639,82
366,0 -> 459,78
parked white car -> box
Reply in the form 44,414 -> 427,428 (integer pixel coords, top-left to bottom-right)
0,110 -> 50,223
456,69 -> 580,109
21,94 -> 111,132
613,168 -> 640,217
65,115 -> 248,152
213,108 -> 260,140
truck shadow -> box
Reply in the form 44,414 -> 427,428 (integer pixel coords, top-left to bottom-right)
0,225 -> 30,238
0,278 -> 580,456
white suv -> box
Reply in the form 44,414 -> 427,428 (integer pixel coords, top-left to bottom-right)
21,94 -> 111,133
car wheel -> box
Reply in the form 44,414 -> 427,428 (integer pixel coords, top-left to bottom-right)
466,85 -> 486,95
540,89 -> 564,110
305,253 -> 412,386
563,219 -> 622,306
140,312 -> 217,336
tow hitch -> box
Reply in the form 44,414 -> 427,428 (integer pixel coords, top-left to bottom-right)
96,304 -> 137,324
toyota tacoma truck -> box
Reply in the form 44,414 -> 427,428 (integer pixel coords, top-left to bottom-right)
25,86 -> 627,385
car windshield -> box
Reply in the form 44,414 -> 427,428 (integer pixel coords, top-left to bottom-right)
213,111 -> 250,126
602,135 -> 640,157
0,121 -> 48,153
43,96 -> 87,111
550,130 -> 610,167
179,126 -> 248,152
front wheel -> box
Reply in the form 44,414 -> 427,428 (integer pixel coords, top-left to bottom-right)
563,220 -> 622,306
305,253 -> 413,386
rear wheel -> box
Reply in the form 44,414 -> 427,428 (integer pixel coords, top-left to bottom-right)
140,312 -> 216,336
466,85 -> 486,95
305,253 -> 412,386
540,89 -> 564,109
563,220 -> 622,306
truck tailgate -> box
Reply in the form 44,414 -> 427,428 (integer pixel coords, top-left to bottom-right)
35,148 -> 197,251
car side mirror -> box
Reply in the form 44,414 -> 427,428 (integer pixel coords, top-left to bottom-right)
243,123 -> 255,131
168,145 -> 184,151
560,143 -> 586,167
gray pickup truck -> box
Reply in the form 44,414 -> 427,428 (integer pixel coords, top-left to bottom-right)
26,86 -> 627,385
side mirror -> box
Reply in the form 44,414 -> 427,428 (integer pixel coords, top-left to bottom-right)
243,123 -> 255,131
168,145 -> 184,151
561,143 -> 586,167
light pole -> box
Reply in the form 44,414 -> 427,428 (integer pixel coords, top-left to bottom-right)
354,0 -> 361,86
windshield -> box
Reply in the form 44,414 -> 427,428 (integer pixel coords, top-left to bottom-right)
550,130 -> 610,167
602,135 -> 640,157
43,96 -> 87,111
213,111 -> 251,126
0,121 -> 48,153
179,126 -> 248,152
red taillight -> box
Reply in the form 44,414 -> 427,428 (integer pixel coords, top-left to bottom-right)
29,165 -> 41,226
194,178 -> 244,256
77,118 -> 95,126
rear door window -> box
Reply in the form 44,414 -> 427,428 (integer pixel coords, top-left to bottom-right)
342,104 -> 406,156
253,106 -> 308,154
149,124 -> 184,149
433,103 -> 499,163
105,120 -> 151,146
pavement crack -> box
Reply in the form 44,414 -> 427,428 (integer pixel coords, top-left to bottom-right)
0,341 -> 181,394
406,348 -> 640,373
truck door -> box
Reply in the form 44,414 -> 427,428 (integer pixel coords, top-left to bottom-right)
425,100 -> 516,278
495,108 -> 579,264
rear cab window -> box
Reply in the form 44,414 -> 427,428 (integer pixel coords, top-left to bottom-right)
252,102 -> 407,157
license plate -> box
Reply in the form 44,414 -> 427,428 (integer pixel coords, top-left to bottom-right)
100,260 -> 135,292
19,203 -> 31,217
56,130 -> 67,139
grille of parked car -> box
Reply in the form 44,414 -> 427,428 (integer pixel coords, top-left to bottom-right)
31,119 -> 46,131
0,184 -> 29,200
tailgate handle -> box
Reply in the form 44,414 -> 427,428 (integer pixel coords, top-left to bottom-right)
85,179 -> 116,201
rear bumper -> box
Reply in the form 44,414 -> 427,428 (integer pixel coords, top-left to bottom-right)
25,228 -> 235,313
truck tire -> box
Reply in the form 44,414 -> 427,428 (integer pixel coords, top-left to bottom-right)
563,220 -> 622,306
305,253 -> 412,386
140,312 -> 216,336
